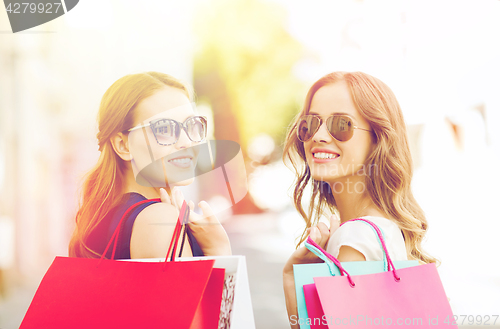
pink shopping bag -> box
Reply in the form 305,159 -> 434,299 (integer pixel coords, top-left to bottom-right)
309,219 -> 456,329
299,219 -> 419,329
303,283 -> 327,328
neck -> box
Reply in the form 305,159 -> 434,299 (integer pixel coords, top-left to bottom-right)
122,163 -> 163,200
328,175 -> 387,223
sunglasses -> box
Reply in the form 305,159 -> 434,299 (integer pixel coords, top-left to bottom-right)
297,115 -> 372,142
128,116 -> 208,146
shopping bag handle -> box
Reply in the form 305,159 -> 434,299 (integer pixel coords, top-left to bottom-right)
165,201 -> 189,264
305,218 -> 400,286
304,238 -> 346,276
340,219 -> 389,272
346,218 -> 399,280
98,198 -> 189,267
304,220 -> 389,272
306,237 -> 355,287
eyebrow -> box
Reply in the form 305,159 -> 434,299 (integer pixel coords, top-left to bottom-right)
152,114 -> 196,122
308,111 -> 359,123
308,111 -> 352,117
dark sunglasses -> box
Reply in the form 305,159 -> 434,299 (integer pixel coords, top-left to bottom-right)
297,115 -> 372,142
128,116 -> 208,146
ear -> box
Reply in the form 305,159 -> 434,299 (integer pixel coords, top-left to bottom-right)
110,132 -> 132,161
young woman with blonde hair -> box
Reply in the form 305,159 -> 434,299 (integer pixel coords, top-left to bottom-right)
69,72 -> 231,259
282,71 -> 437,327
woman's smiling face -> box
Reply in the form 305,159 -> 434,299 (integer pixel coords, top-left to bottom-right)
303,81 -> 374,185
128,86 -> 201,187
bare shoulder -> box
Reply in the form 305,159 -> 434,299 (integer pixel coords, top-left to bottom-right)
337,245 -> 366,262
134,202 -> 179,225
130,202 -> 179,259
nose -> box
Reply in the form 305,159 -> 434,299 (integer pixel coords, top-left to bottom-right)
175,126 -> 192,149
312,120 -> 333,143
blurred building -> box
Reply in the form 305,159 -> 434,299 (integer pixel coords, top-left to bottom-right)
0,0 -> 195,307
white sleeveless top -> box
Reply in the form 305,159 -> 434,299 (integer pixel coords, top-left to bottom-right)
325,216 -> 408,261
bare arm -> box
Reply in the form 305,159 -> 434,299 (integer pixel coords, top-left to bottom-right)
337,245 -> 366,262
283,246 -> 319,329
129,202 -> 192,259
283,222 -> 332,329
283,218 -> 369,328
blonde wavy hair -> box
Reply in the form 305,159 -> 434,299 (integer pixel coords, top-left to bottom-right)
283,71 -> 437,265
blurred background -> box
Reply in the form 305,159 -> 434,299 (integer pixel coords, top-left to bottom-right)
1,0 -> 500,328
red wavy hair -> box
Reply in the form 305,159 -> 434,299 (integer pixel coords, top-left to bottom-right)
69,72 -> 192,258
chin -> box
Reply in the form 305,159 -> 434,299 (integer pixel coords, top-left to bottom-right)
312,175 -> 340,186
309,162 -> 335,180
171,177 -> 195,186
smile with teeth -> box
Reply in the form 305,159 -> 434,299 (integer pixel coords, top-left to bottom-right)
168,157 -> 192,164
313,152 -> 339,159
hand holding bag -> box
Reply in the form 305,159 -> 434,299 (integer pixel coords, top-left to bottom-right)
310,218 -> 456,328
20,200 -> 224,329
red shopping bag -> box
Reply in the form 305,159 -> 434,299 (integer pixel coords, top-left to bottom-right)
20,200 -> 224,329
308,219 -> 456,329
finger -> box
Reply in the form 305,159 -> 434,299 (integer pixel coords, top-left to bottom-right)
293,245 -> 310,261
316,222 -> 330,249
329,215 -> 340,237
177,190 -> 186,208
309,226 -> 321,244
188,201 -> 194,211
170,187 -> 178,209
160,188 -> 171,204
198,201 -> 217,222
173,187 -> 185,210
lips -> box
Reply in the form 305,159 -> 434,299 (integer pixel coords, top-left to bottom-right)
311,147 -> 340,163
167,155 -> 194,168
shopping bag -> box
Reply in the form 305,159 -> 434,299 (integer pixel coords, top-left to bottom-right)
133,255 -> 256,329
293,220 -> 418,329
180,255 -> 255,329
309,218 -> 456,328
20,200 -> 225,329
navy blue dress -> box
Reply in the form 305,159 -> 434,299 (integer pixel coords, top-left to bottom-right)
87,192 -> 204,259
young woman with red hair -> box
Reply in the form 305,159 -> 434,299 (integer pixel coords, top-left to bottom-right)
69,72 -> 231,259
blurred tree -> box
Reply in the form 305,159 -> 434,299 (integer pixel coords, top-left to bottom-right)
193,0 -> 304,213
193,0 -> 304,150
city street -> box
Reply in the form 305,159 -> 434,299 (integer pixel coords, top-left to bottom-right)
1,205 -> 499,328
